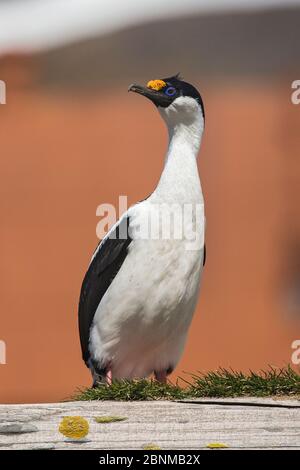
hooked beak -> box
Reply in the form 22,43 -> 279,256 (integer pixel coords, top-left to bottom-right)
128,83 -> 172,108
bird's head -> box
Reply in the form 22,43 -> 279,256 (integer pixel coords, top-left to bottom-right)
128,74 -> 205,127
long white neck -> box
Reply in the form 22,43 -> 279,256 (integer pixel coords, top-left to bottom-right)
154,98 -> 204,204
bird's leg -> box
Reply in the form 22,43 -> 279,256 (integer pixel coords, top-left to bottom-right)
154,370 -> 167,384
106,368 -> 113,386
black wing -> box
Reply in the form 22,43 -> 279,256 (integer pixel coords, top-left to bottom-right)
203,244 -> 206,266
78,216 -> 132,365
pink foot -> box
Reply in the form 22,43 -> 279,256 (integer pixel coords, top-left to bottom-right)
154,370 -> 167,384
106,369 -> 112,385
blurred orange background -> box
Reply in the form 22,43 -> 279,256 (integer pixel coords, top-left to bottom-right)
0,4 -> 300,403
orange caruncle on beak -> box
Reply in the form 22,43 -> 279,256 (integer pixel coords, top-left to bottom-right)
147,79 -> 166,91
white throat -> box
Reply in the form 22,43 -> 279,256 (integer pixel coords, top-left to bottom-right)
154,96 -> 204,203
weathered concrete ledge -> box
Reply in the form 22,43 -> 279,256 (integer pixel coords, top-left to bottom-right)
0,398 -> 299,450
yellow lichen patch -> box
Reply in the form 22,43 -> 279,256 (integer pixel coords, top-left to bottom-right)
59,416 -> 89,439
94,416 -> 128,424
206,442 -> 228,449
147,79 -> 166,91
143,443 -> 162,450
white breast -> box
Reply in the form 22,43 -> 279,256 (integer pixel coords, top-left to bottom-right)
89,196 -> 205,379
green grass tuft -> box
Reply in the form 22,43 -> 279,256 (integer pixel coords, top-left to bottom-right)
188,366 -> 300,398
76,379 -> 186,401
74,366 -> 300,401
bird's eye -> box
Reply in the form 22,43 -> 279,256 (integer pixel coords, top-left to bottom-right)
164,86 -> 176,97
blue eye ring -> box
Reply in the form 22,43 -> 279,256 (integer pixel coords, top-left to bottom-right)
164,86 -> 176,97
